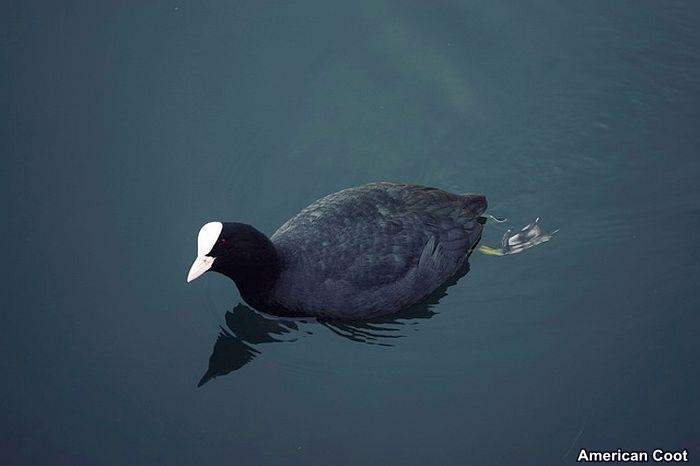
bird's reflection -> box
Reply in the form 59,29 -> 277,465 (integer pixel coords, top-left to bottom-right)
198,264 -> 471,386
197,304 -> 299,386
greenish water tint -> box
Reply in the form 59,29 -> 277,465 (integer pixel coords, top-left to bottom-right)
3,1 -> 699,465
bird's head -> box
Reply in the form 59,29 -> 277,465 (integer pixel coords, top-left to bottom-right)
186,222 -> 277,283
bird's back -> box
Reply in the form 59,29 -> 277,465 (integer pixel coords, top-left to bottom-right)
267,182 -> 485,319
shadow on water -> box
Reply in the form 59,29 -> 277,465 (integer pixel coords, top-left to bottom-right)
197,304 -> 300,386
198,264 -> 471,386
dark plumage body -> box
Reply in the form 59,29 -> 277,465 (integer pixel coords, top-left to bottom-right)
209,182 -> 487,320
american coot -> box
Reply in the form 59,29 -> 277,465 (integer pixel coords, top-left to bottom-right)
187,182 -> 487,320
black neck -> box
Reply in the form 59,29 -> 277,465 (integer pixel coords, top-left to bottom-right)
212,226 -> 281,304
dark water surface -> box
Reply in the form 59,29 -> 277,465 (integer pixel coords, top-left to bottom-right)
3,1 -> 700,465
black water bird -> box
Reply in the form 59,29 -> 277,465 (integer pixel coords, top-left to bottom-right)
187,182 -> 487,320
